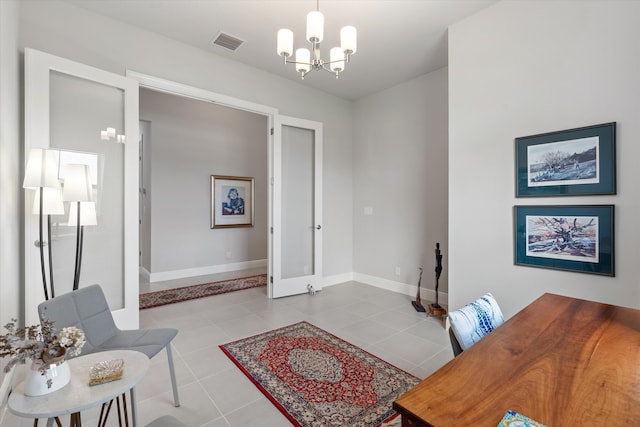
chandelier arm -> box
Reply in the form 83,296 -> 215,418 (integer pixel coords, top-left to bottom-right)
323,58 -> 346,66
320,64 -> 341,79
284,58 -> 314,67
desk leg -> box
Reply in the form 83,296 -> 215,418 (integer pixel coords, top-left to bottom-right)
130,387 -> 138,427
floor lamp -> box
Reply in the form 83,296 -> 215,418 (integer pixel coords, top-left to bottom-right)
32,187 -> 64,298
23,149 -> 62,301
67,201 -> 97,290
62,164 -> 94,291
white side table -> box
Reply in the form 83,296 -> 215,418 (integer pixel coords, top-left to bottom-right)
8,350 -> 150,427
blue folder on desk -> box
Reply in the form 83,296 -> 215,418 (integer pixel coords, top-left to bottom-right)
498,410 -> 547,427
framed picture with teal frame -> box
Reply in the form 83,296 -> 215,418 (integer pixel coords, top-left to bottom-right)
514,205 -> 614,276
515,122 -> 616,197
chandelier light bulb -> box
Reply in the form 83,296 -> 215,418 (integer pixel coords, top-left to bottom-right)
306,11 -> 324,43
277,28 -> 293,57
296,48 -> 311,73
330,47 -> 345,77
341,26 -> 357,56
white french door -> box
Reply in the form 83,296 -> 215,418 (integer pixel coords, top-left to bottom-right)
24,49 -> 139,328
270,115 -> 323,298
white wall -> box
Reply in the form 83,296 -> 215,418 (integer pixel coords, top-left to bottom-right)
139,88 -> 268,276
449,0 -> 640,318
0,0 -> 22,320
18,0 -> 354,280
0,0 -> 22,381
353,69 -> 449,297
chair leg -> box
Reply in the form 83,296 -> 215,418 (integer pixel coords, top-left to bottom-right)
165,343 -> 180,407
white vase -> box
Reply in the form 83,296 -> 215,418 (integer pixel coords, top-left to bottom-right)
23,359 -> 71,396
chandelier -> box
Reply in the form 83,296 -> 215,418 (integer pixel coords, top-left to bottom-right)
277,0 -> 357,80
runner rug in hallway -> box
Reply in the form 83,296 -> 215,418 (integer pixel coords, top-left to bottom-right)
220,321 -> 419,427
139,274 -> 267,309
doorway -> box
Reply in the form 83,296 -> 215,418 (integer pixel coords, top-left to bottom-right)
128,71 -> 323,299
137,88 -> 268,293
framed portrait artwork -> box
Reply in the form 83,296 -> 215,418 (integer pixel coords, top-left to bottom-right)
211,175 -> 254,228
515,122 -> 616,197
513,205 -> 614,276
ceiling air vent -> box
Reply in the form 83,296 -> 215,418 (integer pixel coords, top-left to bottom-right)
210,31 -> 245,52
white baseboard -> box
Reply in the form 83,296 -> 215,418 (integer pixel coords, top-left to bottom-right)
139,266 -> 151,281
146,259 -> 267,283
316,271 -> 448,307
352,272 -> 448,308
140,264 -> 448,307
322,272 -> 354,288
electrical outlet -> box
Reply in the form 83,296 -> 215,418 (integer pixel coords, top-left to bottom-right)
225,251 -> 232,260
395,267 -> 401,276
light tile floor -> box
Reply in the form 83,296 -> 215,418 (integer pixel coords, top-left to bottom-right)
1,273 -> 453,427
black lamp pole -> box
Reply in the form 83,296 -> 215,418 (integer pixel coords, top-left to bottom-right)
36,186 -> 50,301
72,202 -> 82,291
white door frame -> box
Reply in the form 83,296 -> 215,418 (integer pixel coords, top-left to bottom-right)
125,72 -> 281,296
24,49 -> 139,327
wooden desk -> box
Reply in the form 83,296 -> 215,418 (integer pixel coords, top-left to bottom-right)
8,350 -> 149,427
393,293 -> 640,426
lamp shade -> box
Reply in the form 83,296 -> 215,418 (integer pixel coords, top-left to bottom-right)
32,187 -> 64,215
341,26 -> 357,55
62,164 -> 92,202
277,28 -> 293,57
296,48 -> 311,72
23,148 -> 60,189
306,11 -> 324,42
67,201 -> 97,226
330,47 -> 345,72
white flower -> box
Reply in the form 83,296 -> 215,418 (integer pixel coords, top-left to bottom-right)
1,319 -> 86,373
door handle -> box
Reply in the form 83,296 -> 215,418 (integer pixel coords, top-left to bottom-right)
315,225 -> 321,230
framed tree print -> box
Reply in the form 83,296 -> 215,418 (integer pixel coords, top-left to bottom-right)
515,122 -> 616,197
514,205 -> 614,276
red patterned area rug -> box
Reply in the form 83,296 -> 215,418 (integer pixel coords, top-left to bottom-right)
139,274 -> 267,309
220,321 -> 419,427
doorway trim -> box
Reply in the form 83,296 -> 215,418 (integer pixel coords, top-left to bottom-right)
126,71 -> 279,296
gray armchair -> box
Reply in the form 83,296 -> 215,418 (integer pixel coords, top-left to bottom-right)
37,284 -> 180,407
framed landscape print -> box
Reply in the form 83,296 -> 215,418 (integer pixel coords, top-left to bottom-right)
211,175 -> 254,228
515,122 -> 616,197
514,205 -> 614,276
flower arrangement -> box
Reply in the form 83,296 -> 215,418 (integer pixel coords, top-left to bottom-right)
0,317 -> 85,377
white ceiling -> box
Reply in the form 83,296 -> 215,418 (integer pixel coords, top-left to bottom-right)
63,0 -> 497,101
